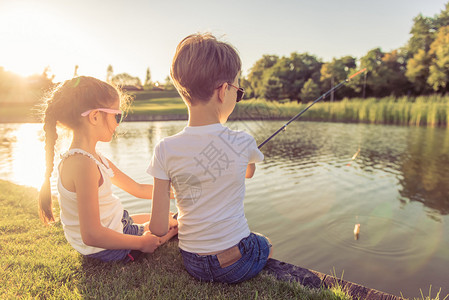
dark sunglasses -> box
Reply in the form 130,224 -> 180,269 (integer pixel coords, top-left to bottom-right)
228,83 -> 245,102
114,112 -> 123,124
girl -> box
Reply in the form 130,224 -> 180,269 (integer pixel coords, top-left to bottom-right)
39,76 -> 177,262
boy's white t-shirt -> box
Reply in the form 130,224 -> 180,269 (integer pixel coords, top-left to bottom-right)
147,123 -> 264,253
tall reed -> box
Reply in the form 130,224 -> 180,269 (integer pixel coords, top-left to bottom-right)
233,95 -> 449,127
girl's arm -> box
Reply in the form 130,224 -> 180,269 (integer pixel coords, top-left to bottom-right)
73,156 -> 160,253
149,177 -> 171,236
106,158 -> 154,199
246,163 -> 256,178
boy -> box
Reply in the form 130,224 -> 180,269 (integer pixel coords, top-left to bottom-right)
147,33 -> 272,283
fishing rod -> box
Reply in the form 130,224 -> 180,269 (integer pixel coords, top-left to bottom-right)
258,68 -> 367,149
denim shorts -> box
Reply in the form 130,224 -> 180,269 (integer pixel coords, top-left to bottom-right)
86,210 -> 145,262
179,232 -> 272,284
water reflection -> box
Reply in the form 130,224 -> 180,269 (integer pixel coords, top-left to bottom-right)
253,122 -> 449,216
399,127 -> 449,215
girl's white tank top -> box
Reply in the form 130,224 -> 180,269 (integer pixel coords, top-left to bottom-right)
57,148 -> 124,255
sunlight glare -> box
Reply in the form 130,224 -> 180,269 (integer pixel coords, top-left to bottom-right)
10,124 -> 46,188
0,1 -> 103,81
8,124 -> 71,191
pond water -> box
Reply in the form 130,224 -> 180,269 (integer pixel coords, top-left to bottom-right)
1,120 -> 448,298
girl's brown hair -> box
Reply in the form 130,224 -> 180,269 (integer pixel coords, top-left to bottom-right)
38,76 -> 130,224
170,33 -> 242,105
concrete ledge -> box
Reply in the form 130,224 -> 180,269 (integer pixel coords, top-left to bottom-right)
264,259 -> 403,300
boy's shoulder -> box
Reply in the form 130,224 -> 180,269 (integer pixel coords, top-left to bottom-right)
153,128 -> 189,152
155,125 -> 257,147
218,125 -> 256,141
215,126 -> 259,156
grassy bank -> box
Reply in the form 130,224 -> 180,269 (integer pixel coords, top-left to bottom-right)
232,95 -> 449,127
0,180 -> 353,299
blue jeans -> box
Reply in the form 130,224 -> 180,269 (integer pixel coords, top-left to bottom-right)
86,210 -> 145,262
179,232 -> 272,283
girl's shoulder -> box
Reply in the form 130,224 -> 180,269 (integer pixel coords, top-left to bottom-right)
59,150 -> 103,192
61,149 -> 114,177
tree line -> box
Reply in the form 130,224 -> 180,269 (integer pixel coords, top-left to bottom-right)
0,67 -> 54,103
241,2 -> 449,102
106,65 -> 175,91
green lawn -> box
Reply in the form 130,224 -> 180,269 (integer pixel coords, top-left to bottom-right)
129,97 -> 187,115
126,90 -> 187,116
0,180 -> 354,299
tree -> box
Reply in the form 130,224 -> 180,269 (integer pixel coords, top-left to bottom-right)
320,56 -> 357,100
360,48 -> 409,97
380,50 -> 410,96
406,49 -> 432,94
281,53 -> 322,101
405,14 -> 437,59
250,52 -> 322,101
300,78 -> 320,102
435,2 -> 449,28
144,67 -> 152,89
404,3 -> 449,94
261,72 -> 282,101
427,25 -> 449,92
106,65 -> 114,83
258,52 -> 322,101
240,77 -> 252,98
246,55 -> 279,98
111,73 -> 142,88
164,76 -> 176,91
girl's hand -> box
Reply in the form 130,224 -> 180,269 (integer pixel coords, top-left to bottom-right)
169,216 -> 178,229
140,231 -> 161,253
169,212 -> 178,229
160,225 -> 178,244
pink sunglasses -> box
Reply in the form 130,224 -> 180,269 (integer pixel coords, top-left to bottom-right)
81,108 -> 123,124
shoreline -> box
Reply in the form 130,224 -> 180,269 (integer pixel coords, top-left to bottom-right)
3,113 -> 449,129
265,258 -> 402,300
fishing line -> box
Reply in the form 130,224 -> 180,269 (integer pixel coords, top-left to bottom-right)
258,68 -> 367,149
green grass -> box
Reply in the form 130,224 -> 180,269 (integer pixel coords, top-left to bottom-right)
126,90 -> 187,115
128,97 -> 188,115
0,180 -> 354,299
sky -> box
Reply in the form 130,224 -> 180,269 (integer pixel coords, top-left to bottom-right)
0,0 -> 448,84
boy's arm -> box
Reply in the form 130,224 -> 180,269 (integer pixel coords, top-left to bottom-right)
245,163 -> 256,178
149,177 -> 171,236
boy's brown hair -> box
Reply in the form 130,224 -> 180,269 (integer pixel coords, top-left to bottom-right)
170,33 -> 242,105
